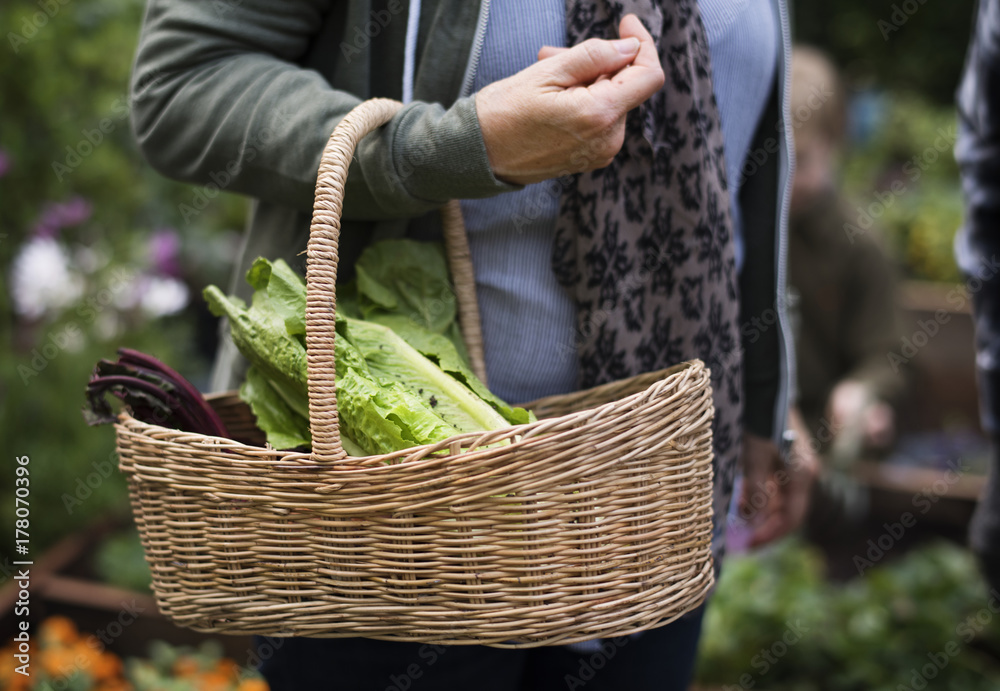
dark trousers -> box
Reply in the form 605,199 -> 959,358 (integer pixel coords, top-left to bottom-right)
255,606 -> 704,691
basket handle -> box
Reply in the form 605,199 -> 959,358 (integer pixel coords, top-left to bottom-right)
306,98 -> 487,462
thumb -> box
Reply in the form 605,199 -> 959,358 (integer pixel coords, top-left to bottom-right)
543,37 -> 640,87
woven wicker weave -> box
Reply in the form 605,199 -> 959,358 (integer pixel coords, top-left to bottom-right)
115,99 -> 716,647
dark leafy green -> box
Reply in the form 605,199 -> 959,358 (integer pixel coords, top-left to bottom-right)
83,349 -> 228,437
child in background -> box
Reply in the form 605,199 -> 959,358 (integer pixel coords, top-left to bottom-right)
787,46 -> 905,531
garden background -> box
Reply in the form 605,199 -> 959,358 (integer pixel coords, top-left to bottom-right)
1,0 -> 995,688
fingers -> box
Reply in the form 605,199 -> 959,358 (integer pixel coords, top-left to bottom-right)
543,36 -> 641,87
743,416 -> 821,548
603,14 -> 665,110
740,433 -> 789,548
536,13 -> 663,114
537,45 -> 568,60
477,13 -> 663,185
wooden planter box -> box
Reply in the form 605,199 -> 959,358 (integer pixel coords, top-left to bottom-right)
895,280 -> 981,434
808,281 -> 988,578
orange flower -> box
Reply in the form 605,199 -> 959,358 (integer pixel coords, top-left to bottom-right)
236,679 -> 270,691
172,656 -> 202,678
41,646 -> 81,678
72,640 -> 103,669
194,670 -> 235,691
214,658 -> 239,680
39,616 -> 80,646
0,648 -> 32,691
90,650 -> 125,680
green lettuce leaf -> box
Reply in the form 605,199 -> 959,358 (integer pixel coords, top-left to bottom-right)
355,239 -> 456,334
240,366 -> 311,450
370,314 -> 535,426
340,315 -> 511,434
353,240 -> 470,361
208,250 -> 529,458
203,285 -> 309,419
336,368 -> 459,456
247,257 -> 308,340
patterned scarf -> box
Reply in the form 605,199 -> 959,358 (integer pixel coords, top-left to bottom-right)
553,0 -> 743,558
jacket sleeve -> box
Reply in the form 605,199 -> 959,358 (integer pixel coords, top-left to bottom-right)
129,0 -> 516,221
956,0 -> 1000,435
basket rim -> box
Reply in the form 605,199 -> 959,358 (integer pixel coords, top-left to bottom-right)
118,359 -> 711,472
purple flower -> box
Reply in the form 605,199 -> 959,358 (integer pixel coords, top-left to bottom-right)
0,150 -> 10,178
33,196 -> 93,237
57,196 -> 93,226
148,228 -> 183,277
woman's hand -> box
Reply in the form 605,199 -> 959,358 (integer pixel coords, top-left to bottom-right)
475,14 -> 664,185
740,409 -> 821,548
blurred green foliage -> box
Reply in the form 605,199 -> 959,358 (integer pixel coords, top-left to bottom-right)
128,639 -> 267,689
792,0 -> 971,284
93,527 -> 153,594
697,540 -> 1000,690
793,0 -> 975,106
840,92 -> 963,283
0,0 -> 247,559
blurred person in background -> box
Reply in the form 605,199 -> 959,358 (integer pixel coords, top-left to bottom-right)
956,0 -> 1000,593
786,46 -> 905,534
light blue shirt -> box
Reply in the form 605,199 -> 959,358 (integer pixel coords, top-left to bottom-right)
461,0 -> 576,404
463,0 -> 778,404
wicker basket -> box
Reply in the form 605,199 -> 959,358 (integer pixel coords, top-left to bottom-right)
115,99 -> 716,648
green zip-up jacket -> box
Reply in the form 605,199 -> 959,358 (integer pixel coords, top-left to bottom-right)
130,0 -> 791,443
131,0 -> 514,271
